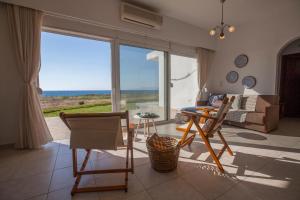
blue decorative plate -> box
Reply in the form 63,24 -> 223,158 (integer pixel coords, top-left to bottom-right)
234,54 -> 248,68
226,71 -> 239,83
242,76 -> 256,89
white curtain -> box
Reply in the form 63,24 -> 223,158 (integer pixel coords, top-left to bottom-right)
196,47 -> 213,103
6,3 -> 53,149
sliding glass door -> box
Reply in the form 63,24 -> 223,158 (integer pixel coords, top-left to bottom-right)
119,44 -> 166,120
40,30 -> 196,122
40,32 -> 112,118
170,54 -> 198,119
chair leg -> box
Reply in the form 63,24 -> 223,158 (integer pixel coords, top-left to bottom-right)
192,117 -> 225,173
71,149 -> 91,195
135,119 -> 141,138
179,119 -> 193,147
125,141 -> 129,192
72,149 -> 77,177
217,131 -> 233,156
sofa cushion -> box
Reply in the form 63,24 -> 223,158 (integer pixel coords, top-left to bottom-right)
225,109 -> 249,123
227,94 -> 242,110
241,95 -> 258,111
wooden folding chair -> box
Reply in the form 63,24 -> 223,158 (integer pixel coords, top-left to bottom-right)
59,111 -> 134,195
176,97 -> 235,172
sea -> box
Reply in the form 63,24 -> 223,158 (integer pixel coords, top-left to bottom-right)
42,90 -> 158,97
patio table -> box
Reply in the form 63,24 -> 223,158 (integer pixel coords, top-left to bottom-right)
134,113 -> 159,138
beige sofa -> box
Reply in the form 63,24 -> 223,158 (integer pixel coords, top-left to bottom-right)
224,95 -> 279,133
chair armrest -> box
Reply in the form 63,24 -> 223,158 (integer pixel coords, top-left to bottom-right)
181,111 -> 218,120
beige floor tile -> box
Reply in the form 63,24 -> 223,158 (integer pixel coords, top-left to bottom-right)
97,174 -> 145,200
47,186 -> 100,200
92,156 -> 126,175
13,157 -> 56,179
216,181 -> 262,200
238,157 -> 300,200
49,165 -> 95,192
237,178 -> 300,200
147,177 -> 205,200
0,149 -> 26,165
182,166 -> 238,200
1,119 -> 300,200
21,147 -> 58,163
57,144 -> 85,156
0,162 -> 18,182
176,157 -> 207,175
55,150 -> 87,170
134,163 -> 179,189
0,172 -> 51,200
125,191 -> 152,200
28,194 -> 48,200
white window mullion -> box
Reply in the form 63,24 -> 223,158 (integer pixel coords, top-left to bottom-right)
111,39 -> 120,112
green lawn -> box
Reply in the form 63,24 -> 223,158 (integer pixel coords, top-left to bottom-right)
44,104 -> 112,117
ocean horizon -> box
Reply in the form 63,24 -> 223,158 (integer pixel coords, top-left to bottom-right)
42,90 -> 158,97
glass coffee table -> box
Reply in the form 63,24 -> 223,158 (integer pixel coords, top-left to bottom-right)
134,112 -> 159,138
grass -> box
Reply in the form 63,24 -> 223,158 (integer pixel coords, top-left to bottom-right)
42,92 -> 159,117
43,104 -> 112,117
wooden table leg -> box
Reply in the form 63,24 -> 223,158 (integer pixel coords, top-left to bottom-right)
143,119 -> 147,137
152,119 -> 157,133
135,119 -> 141,138
147,119 -> 150,136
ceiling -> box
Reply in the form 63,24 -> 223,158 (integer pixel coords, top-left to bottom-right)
127,0 -> 298,30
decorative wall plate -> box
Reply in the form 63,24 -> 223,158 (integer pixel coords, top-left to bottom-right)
242,76 -> 256,89
226,71 -> 239,83
234,54 -> 248,68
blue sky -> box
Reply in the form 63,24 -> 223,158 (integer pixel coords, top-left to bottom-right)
40,32 -> 159,91
120,45 -> 159,90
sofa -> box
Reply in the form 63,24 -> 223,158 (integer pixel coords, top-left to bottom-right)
197,94 -> 280,133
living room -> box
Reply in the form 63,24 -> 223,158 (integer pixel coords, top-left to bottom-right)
0,0 -> 300,200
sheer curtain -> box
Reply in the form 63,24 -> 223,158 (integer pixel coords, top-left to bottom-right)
196,47 -> 214,103
6,3 -> 53,148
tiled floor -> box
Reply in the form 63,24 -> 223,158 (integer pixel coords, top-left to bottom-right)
0,118 -> 300,200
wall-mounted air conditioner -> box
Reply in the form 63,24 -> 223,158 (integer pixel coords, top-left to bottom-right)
121,2 -> 163,30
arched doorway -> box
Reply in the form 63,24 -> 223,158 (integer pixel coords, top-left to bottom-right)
277,38 -> 300,118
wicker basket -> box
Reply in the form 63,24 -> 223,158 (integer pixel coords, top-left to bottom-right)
146,134 -> 180,172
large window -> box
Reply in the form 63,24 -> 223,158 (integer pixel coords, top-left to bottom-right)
40,30 -> 197,122
170,54 -> 198,118
119,45 -> 166,120
40,32 -> 112,117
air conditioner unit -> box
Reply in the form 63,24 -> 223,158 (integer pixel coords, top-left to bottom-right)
121,2 -> 163,30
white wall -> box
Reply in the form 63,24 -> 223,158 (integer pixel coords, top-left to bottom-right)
2,0 -> 215,50
170,55 -> 198,110
0,4 -> 21,145
208,1 -> 300,95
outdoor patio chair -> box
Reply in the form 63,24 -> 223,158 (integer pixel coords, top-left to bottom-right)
59,111 -> 134,195
176,96 -> 235,172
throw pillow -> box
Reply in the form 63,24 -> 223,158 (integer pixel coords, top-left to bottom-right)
227,94 -> 242,110
211,99 -> 223,108
208,94 -> 225,106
